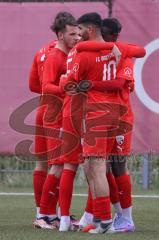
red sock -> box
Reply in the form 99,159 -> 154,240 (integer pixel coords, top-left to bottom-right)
106,172 -> 120,204
33,170 -> 47,207
47,182 -> 60,215
85,187 -> 93,214
40,174 -> 60,215
59,169 -> 76,216
115,174 -> 132,209
93,197 -> 111,221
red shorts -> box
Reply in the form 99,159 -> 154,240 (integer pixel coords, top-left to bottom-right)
43,111 -> 63,165
82,90 -> 132,158
35,94 -> 64,165
110,132 -> 132,155
60,94 -> 86,165
83,102 -> 122,158
35,106 -> 47,156
83,137 -> 115,158
83,115 -> 116,158
110,107 -> 134,155
60,115 -> 84,165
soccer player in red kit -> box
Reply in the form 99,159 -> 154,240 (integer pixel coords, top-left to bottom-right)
80,19 -> 136,232
29,40 -> 56,221
59,12 -> 125,233
33,12 -> 80,229
78,18 -> 123,231
80,19 -> 134,232
76,18 -> 145,233
60,13 -> 145,233
58,44 -> 85,232
102,18 -> 135,232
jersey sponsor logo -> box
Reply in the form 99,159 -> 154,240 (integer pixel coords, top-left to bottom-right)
124,67 -> 132,77
73,63 -> 79,72
116,135 -> 124,145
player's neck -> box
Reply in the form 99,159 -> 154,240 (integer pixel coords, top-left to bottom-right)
89,34 -> 104,42
55,41 -> 69,55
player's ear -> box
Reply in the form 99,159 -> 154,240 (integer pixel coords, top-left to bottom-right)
58,31 -> 64,40
87,25 -> 93,34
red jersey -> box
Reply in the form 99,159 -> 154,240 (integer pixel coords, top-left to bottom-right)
42,48 -> 67,96
71,49 -> 121,104
29,41 -> 56,94
41,48 -> 67,124
117,58 -> 134,123
117,58 -> 134,106
69,49 -> 124,156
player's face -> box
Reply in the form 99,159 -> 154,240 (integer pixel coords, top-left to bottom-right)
63,25 -> 82,49
78,24 -> 89,41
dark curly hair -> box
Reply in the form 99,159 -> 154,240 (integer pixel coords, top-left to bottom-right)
50,12 -> 77,35
77,12 -> 102,28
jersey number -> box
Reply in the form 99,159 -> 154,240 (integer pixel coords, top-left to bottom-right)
103,60 -> 117,81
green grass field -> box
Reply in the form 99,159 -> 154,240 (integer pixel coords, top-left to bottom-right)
0,187 -> 159,240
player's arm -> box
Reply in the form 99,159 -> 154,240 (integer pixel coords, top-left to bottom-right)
59,73 -> 74,90
42,54 -> 63,95
76,41 -> 146,59
91,78 -> 126,91
29,53 -> 41,93
91,58 -> 135,92
115,42 -> 146,58
76,41 -> 114,52
117,58 -> 134,92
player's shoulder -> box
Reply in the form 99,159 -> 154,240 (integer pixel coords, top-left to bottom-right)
39,40 -> 56,54
38,44 -> 49,55
48,40 -> 57,49
34,40 -> 56,63
116,41 -> 129,47
45,48 -> 67,66
116,41 -> 138,51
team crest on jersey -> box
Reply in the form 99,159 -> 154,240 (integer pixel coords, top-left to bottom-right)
116,135 -> 124,145
40,54 -> 46,62
124,67 -> 132,77
73,63 -> 79,72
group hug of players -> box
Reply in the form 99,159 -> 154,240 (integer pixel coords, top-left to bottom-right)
29,11 -> 146,234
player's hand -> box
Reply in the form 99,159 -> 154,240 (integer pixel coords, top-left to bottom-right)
112,44 -> 122,65
64,81 -> 78,95
59,74 -> 68,92
128,81 -> 135,92
77,80 -> 92,92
